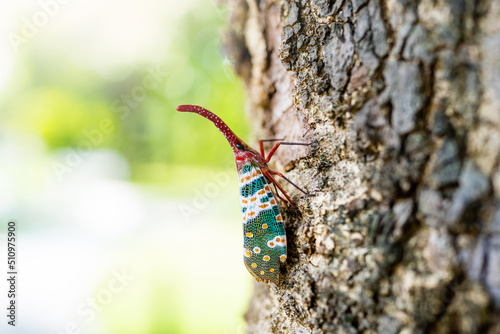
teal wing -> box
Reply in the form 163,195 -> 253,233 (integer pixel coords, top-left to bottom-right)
238,162 -> 286,284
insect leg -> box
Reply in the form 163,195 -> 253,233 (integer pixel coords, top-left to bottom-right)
268,170 -> 309,196
259,140 -> 310,163
263,170 -> 297,209
259,139 -> 284,159
271,182 -> 291,206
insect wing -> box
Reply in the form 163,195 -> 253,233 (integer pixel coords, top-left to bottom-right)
239,162 -> 286,284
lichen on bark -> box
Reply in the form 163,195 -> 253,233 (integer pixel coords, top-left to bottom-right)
222,0 -> 500,332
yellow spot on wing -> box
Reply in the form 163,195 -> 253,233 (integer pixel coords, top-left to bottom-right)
263,255 -> 270,261
262,224 -> 268,229
251,263 -> 257,268
280,255 -> 286,262
250,197 -> 257,202
276,215 -> 283,222
270,199 -> 276,205
246,232 -> 253,238
265,186 -> 271,191
270,268 -> 274,272
258,190 -> 266,195
259,204 -> 269,209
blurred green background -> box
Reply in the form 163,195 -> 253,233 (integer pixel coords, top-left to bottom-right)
0,1 -> 253,333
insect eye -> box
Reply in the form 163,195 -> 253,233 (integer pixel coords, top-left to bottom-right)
235,142 -> 245,150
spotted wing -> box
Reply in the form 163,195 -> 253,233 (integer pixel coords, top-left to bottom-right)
238,161 -> 286,284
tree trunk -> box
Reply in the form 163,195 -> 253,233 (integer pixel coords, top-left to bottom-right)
222,0 -> 500,332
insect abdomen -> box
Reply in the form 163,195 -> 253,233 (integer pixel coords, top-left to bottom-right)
239,162 -> 286,284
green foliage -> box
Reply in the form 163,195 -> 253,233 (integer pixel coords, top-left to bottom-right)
1,0 -> 247,183
0,1 -> 250,333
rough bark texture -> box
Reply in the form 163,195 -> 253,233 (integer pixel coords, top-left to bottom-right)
222,0 -> 500,332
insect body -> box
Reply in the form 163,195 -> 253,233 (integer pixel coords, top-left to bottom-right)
177,105 -> 308,284
239,162 -> 286,283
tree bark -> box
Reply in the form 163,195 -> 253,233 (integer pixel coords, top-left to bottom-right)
222,0 -> 500,332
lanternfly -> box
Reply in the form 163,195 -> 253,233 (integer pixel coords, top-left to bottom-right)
177,105 -> 308,284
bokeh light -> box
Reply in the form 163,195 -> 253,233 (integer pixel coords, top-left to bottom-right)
0,1 -> 252,333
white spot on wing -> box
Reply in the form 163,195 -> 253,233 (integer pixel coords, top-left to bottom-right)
239,163 -> 272,224
267,235 -> 286,248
